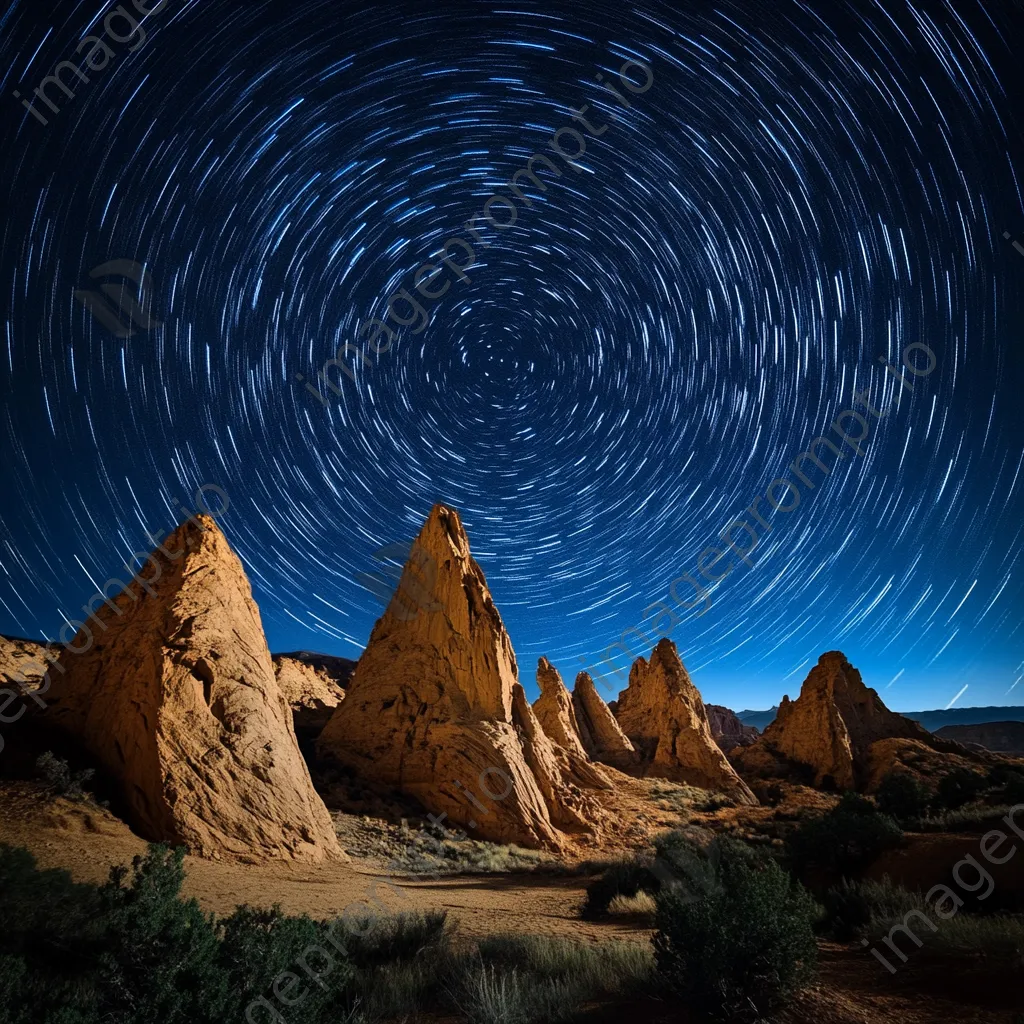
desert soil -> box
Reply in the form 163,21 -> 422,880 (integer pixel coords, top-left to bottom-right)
1,781 -> 1019,1023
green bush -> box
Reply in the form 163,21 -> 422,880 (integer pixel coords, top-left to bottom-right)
652,837 -> 818,1021
875,771 -> 932,821
786,793 -> 902,877
935,768 -> 987,810
0,843 -> 363,1024
34,752 -> 95,801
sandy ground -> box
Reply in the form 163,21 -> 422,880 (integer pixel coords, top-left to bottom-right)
2,782 -> 1021,1022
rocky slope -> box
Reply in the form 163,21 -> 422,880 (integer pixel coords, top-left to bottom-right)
317,505 -> 609,849
706,704 -> 759,752
613,639 -> 756,803
44,515 -> 342,863
273,652 -> 353,738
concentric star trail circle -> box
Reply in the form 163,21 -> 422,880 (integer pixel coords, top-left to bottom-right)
1,0 -> 1023,711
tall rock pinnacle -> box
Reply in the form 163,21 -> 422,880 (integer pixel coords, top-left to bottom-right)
45,514 -> 342,862
317,504 -> 608,849
614,639 -> 756,803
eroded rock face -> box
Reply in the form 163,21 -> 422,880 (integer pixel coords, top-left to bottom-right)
317,505 -> 609,849
706,704 -> 759,753
0,635 -> 47,689
532,658 -> 588,760
45,516 -> 342,863
571,672 -> 637,769
614,639 -> 756,803
756,651 -> 934,790
273,653 -> 353,737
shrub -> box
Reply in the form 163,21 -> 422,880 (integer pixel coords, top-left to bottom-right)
34,751 -> 95,801
581,857 -> 660,919
875,771 -> 932,821
935,768 -> 987,810
652,837 -> 818,1020
820,877 -> 924,941
786,793 -> 903,877
697,792 -> 736,812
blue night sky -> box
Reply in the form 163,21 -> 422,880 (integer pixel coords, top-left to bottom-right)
1,0 -> 1023,715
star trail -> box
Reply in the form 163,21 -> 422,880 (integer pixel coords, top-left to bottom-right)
1,0 -> 1023,713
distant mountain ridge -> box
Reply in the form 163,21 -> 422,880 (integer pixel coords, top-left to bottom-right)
738,704 -> 1024,733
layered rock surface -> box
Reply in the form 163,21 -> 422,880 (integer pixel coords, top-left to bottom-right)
571,672 -> 637,768
706,704 -> 759,753
273,652 -> 354,737
44,515 -> 342,863
0,635 -> 48,689
532,658 -> 588,760
317,505 -> 609,849
748,651 -> 939,790
614,639 -> 756,803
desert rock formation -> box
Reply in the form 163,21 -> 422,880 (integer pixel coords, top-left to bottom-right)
746,651 -> 939,790
571,672 -> 637,768
532,658 -> 588,759
44,515 -> 342,863
0,635 -> 47,689
273,652 -> 353,737
706,704 -> 759,752
317,504 -> 609,849
614,639 -> 756,803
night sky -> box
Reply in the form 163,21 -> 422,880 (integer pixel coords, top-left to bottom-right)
1,0 -> 1023,714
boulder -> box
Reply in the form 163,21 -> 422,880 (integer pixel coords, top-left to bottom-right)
571,672 -> 638,769
750,651 -> 941,790
44,515 -> 342,863
706,704 -> 759,753
532,658 -> 588,759
614,639 -> 756,803
317,504 -> 609,849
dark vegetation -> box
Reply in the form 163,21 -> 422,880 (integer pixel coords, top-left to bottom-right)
0,843 -> 651,1024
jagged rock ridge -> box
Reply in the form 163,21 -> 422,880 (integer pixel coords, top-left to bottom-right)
614,639 -> 756,803
44,515 -> 343,863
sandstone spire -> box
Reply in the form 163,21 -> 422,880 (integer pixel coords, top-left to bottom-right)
755,651 -> 934,790
532,658 -> 588,759
571,671 -> 637,768
45,515 -> 342,863
316,504 -> 608,849
614,639 -> 756,803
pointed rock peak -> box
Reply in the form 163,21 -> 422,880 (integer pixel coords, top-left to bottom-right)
45,516 -> 342,863
570,671 -> 637,767
417,503 -> 471,559
615,642 -> 755,803
319,506 -> 609,848
758,651 -> 934,791
536,657 -> 565,694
